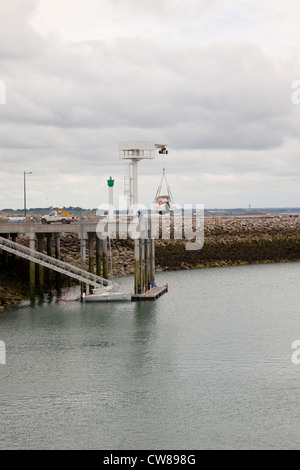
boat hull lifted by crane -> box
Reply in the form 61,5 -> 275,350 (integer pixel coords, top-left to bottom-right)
152,168 -> 176,215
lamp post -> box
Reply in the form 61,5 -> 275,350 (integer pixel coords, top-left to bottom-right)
24,171 -> 32,218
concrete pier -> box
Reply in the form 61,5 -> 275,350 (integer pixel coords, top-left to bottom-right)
0,217 -> 166,301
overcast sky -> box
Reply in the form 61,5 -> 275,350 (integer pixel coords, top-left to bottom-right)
0,0 -> 299,210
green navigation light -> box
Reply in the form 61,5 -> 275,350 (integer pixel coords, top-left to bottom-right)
107,177 -> 115,187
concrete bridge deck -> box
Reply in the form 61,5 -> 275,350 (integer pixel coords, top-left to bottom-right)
0,221 -> 127,237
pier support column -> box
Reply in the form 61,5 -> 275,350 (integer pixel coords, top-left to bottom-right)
29,235 -> 36,300
140,237 -> 145,293
54,233 -> 61,287
2,234 -> 9,266
150,239 -> 156,288
54,233 -> 61,260
46,234 -> 53,286
102,238 -> 108,280
96,238 -> 102,277
81,237 -> 87,266
134,239 -> 140,295
145,236 -> 150,291
88,233 -> 95,274
11,234 -> 17,263
37,233 -> 45,295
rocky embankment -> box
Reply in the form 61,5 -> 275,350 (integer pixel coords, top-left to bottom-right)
0,258 -> 31,309
156,215 -> 300,270
0,215 -> 299,308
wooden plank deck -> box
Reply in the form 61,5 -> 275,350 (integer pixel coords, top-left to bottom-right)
131,286 -> 168,302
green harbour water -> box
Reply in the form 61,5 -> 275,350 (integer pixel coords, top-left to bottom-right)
0,262 -> 300,450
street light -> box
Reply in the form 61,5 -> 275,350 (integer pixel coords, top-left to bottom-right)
24,171 -> 32,218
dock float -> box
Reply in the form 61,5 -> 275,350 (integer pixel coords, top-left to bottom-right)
131,286 -> 168,302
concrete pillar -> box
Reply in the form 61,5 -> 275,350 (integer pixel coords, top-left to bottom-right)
150,239 -> 155,288
134,239 -> 140,295
145,236 -> 150,291
102,238 -> 108,280
2,234 -> 9,266
140,237 -> 145,294
81,238 -> 86,264
88,233 -> 95,274
29,235 -> 36,299
46,234 -> 52,257
54,233 -> 61,260
54,233 -> 61,287
46,234 -> 53,286
11,234 -> 17,263
96,237 -> 102,277
150,216 -> 156,287
37,233 -> 45,295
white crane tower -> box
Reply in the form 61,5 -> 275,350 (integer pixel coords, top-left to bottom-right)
120,141 -> 168,213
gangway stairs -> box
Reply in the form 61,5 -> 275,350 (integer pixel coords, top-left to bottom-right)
0,235 -> 114,291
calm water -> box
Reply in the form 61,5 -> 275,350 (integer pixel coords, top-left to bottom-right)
0,263 -> 300,450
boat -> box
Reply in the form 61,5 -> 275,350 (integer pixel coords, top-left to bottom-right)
83,289 -> 132,302
152,168 -> 177,215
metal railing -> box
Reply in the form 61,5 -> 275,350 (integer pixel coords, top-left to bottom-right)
0,236 -> 113,290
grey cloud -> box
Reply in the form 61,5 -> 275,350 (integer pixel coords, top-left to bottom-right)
0,1 -> 43,59
1,37 -> 298,151
0,0 -> 299,209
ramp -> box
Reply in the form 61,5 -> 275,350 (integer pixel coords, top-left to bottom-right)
0,235 -> 113,291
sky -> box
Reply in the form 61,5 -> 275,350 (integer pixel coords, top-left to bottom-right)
0,0 -> 300,210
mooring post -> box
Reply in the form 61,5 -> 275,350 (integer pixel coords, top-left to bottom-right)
150,216 -> 156,288
29,234 -> 36,299
145,235 -> 150,291
11,234 -> 17,263
139,237 -> 144,294
140,217 -> 147,293
88,233 -> 95,274
2,234 -> 9,266
54,233 -> 61,260
46,234 -> 53,286
96,237 -> 102,277
102,238 -> 108,279
54,233 -> 61,287
134,238 -> 140,295
79,222 -> 88,295
37,233 -> 45,295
